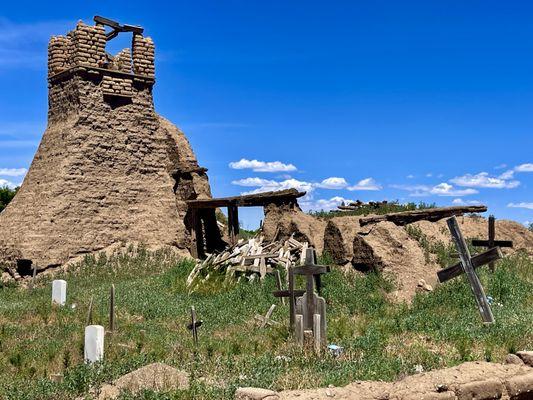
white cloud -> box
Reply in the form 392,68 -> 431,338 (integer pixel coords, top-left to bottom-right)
0,178 -> 17,189
300,196 -> 354,212
515,163 -> 533,172
315,177 -> 348,189
494,163 -> 507,170
452,198 -> 482,205
426,173 -> 433,178
229,158 -> 297,173
430,183 -> 478,196
498,170 -> 515,180
232,177 -> 314,195
406,174 -> 415,179
450,172 -> 520,189
392,183 -> 478,197
0,168 -> 27,177
347,178 -> 382,191
507,202 -> 533,210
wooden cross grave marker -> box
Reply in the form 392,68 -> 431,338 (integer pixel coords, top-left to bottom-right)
254,304 -> 280,328
272,248 -> 328,330
187,306 -> 203,346
471,215 -> 513,272
444,216 -> 498,323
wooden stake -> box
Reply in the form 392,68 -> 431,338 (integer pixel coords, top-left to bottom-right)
313,313 -> 321,353
288,267 -> 295,330
488,215 -> 496,272
275,270 -> 285,305
86,296 -> 94,326
109,284 -> 115,333
29,263 -> 37,291
295,314 -> 304,347
190,306 -> 199,346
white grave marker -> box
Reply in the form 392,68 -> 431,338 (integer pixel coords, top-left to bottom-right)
84,325 -> 105,364
51,280 -> 67,306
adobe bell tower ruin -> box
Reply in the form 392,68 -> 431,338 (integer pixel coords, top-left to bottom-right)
0,17 -> 223,270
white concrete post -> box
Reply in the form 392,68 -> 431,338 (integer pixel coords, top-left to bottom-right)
84,325 -> 105,364
51,280 -> 67,306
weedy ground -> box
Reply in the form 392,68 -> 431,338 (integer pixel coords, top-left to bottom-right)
0,248 -> 531,400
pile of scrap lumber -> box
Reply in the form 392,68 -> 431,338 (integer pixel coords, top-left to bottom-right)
186,236 -> 310,291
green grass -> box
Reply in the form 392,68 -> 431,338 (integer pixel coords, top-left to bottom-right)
309,201 -> 435,219
0,185 -> 18,213
0,248 -> 531,399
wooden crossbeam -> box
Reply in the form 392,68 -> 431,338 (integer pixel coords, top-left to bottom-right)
437,247 -> 503,283
447,217 -> 494,323
472,240 -> 513,248
272,289 -> 306,298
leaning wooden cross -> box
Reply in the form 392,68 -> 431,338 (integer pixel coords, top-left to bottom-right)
442,216 -> 500,324
472,215 -> 513,272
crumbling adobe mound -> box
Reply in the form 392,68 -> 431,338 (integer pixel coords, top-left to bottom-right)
238,360 -> 533,400
264,207 -> 532,302
262,204 -> 326,254
323,217 -> 439,301
413,216 -> 533,256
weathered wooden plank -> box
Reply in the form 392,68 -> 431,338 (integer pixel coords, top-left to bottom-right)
471,240 -> 513,248
187,189 -> 306,209
272,289 -> 306,298
292,265 -> 328,275
437,247 -> 503,283
359,205 -> 487,226
447,217 -> 494,323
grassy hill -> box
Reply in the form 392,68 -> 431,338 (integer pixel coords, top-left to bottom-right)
0,248 -> 531,399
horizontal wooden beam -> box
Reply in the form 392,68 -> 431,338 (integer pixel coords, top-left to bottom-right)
359,205 -> 488,227
437,246 -> 503,283
472,239 -> 513,248
273,289 -> 306,298
186,189 -> 306,209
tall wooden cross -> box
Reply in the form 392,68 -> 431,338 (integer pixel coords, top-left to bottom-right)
272,248 -> 329,330
292,249 -> 329,330
444,216 -> 498,323
471,215 -> 513,272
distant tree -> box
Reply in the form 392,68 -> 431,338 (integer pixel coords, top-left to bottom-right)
0,186 -> 18,213
529,222 -> 533,232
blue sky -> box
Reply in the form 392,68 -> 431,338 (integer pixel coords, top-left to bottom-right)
0,1 -> 532,229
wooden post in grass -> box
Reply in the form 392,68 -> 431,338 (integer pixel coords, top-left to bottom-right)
188,306 -> 202,346
109,284 -> 115,333
29,263 -> 37,291
274,270 -> 285,305
471,215 -> 513,272
446,216 -> 495,324
86,296 -> 94,326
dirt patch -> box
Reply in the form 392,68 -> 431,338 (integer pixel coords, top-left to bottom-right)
244,361 -> 533,400
95,363 -> 189,399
